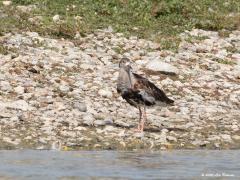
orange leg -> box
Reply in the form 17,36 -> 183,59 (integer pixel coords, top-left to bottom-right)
134,106 -> 142,132
140,106 -> 147,132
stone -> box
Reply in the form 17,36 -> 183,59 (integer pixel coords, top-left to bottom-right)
231,125 -> 239,131
114,119 -> 132,128
59,85 -> 70,93
4,100 -> 31,111
104,118 -> 113,125
232,53 -> 240,60
0,81 -> 12,92
133,132 -> 144,138
94,120 -> 106,126
146,58 -> 178,75
73,102 -> 87,112
167,136 -> 177,142
174,81 -> 183,88
3,137 -> 20,145
14,86 -> 25,94
82,115 -> 95,126
158,133 -> 167,144
232,135 -> 240,141
220,134 -> 232,142
51,141 -> 62,151
0,112 -> 12,118
74,126 -> 87,131
10,116 -> 20,122
28,16 -> 43,24
104,126 -> 117,132
16,5 -> 36,12
26,32 -> 40,39
207,135 -> 221,141
2,1 -> 12,6
192,140 -> 209,146
184,122 -> 194,129
54,102 -> 66,111
98,89 -> 113,98
53,15 -> 60,22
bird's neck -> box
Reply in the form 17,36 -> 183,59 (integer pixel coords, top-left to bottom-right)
127,69 -> 133,88
118,67 -> 134,89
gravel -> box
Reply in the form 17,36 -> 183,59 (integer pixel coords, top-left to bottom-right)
0,29 -> 239,150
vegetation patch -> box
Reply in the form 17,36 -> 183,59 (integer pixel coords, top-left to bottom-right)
213,57 -> 237,65
1,0 -> 240,50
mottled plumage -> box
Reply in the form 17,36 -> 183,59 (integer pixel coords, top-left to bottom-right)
117,58 -> 174,132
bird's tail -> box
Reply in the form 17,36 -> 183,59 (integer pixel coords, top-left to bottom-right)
155,97 -> 174,107
165,97 -> 174,105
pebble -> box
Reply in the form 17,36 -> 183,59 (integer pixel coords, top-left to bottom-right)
52,15 -> 60,22
94,120 -> 106,126
5,100 -> 31,111
232,135 -> 240,141
114,119 -> 132,128
167,136 -> 177,142
98,89 -> 113,98
16,5 -> 36,12
73,102 -> 87,112
3,137 -> 21,145
220,134 -> 232,142
14,86 -> 25,94
231,125 -> 239,131
104,118 -> 113,125
133,132 -> 144,138
0,81 -> 12,92
2,1 -> 12,6
59,85 -> 70,93
82,115 -> 95,126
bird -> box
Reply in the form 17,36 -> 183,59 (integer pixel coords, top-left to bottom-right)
117,58 -> 174,132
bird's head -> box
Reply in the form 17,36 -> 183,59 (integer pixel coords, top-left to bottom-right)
119,58 -> 132,68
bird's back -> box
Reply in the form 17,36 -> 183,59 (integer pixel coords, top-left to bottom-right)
132,73 -> 174,105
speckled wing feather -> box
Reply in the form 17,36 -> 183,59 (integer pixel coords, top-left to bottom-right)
132,73 -> 174,105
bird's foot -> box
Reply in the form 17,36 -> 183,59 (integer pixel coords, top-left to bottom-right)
133,125 -> 143,132
133,128 -> 142,132
133,124 -> 142,132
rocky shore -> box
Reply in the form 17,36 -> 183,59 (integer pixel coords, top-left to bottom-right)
0,28 -> 239,150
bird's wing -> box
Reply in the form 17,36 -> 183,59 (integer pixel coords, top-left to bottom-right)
132,73 -> 174,104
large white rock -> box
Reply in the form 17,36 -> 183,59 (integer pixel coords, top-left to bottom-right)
146,59 -> 178,75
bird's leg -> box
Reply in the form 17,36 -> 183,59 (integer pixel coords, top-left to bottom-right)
140,105 -> 147,132
138,106 -> 142,131
144,105 -> 147,121
134,106 -> 142,132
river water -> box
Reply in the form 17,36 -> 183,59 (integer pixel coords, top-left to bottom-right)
0,150 -> 239,179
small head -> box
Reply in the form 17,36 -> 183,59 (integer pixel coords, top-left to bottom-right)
119,58 -> 131,68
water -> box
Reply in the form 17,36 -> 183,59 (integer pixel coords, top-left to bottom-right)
0,150 -> 239,179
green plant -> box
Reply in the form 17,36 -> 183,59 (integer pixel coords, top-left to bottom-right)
0,0 -> 239,50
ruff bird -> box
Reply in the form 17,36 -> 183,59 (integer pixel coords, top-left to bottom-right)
117,58 -> 174,132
